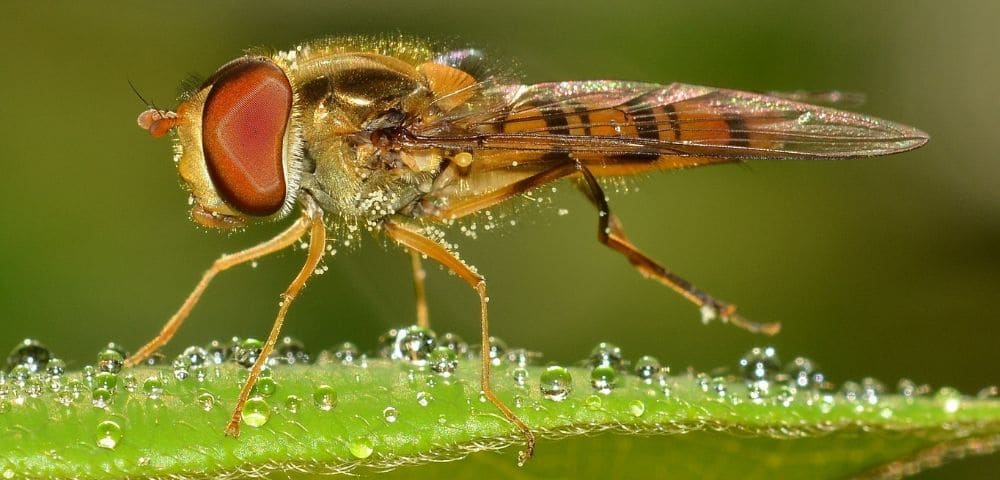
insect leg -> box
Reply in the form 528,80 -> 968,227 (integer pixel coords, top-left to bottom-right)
124,214 -> 313,368
225,207 -> 327,437
574,163 -> 780,335
409,249 -> 430,328
383,219 -> 536,464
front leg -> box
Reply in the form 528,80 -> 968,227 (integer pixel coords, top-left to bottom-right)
383,219 -> 536,464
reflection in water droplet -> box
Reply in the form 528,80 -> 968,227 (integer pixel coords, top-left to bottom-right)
486,336 -> 507,366
333,342 -> 360,364
589,342 -> 623,370
94,372 -> 117,391
512,367 -> 529,387
416,391 -> 433,407
253,377 -> 278,397
350,439 -> 374,459
242,397 -> 271,427
429,347 -> 458,377
235,339 -> 264,368
540,366 -> 572,401
197,392 -> 215,411
6,339 -> 51,374
379,326 -> 437,365
784,357 -> 824,389
205,340 -> 230,365
273,336 -> 310,365
97,349 -> 124,374
629,400 -> 646,417
590,365 -> 619,394
284,395 -> 302,413
46,358 -> 66,377
96,420 -> 123,449
92,388 -> 112,409
142,377 -> 164,399
313,385 -> 337,411
739,347 -> 780,392
438,333 -> 469,356
634,356 -> 661,383
383,406 -> 398,423
181,346 -> 208,367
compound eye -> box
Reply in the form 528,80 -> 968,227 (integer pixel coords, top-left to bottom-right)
202,58 -> 292,215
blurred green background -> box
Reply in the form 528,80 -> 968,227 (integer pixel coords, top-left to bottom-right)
1,1 -> 998,477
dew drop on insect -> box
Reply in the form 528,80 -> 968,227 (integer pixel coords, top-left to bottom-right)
629,400 -> 646,417
334,342 -> 360,364
235,339 -> 264,368
633,355 -> 661,383
142,377 -> 164,399
429,347 -> 458,377
94,372 -> 117,391
242,397 -> 271,427
95,420 -> 123,449
383,406 -> 398,423
589,342 -> 623,370
591,365 -> 619,394
284,395 -> 301,414
313,385 -> 337,411
180,346 -> 208,367
936,387 -> 961,414
584,394 -> 603,410
416,391 -> 433,407
739,346 -> 780,391
197,391 -> 215,411
91,388 -> 112,409
93,349 -> 122,374
273,336 -> 310,365
5,339 -> 50,374
349,438 -> 374,459
540,365 -> 573,401
379,326 -> 436,365
438,333 -> 469,356
253,377 -> 278,397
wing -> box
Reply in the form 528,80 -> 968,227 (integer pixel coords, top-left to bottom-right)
410,81 -> 928,177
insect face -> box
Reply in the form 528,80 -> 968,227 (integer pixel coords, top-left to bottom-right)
138,57 -> 304,228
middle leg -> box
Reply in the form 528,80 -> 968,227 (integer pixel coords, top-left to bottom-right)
409,249 -> 430,328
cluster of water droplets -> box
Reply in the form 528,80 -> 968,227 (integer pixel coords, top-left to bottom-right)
2,332 -> 995,458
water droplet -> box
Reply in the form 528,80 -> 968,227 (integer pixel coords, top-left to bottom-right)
512,367 -> 529,387
242,397 -> 271,427
590,365 -> 619,394
253,377 -> 278,397
9,365 -> 30,385
429,347 -> 458,377
142,353 -> 166,366
379,326 -> 437,365
81,365 -> 96,387
313,385 -> 337,411
383,406 -> 398,423
712,376 -> 728,398
142,377 -> 164,399
977,386 -> 998,399
505,349 -> 539,367
589,342 -> 623,370
96,349 -> 124,374
540,365 -> 573,401
861,378 -> 884,405
180,346 -> 208,367
273,336 -> 309,365
333,342 -> 360,364
739,346 -> 780,391
416,391 -> 433,407
197,391 -> 215,411
775,385 -> 796,407
629,400 -> 646,417
235,339 -> 264,368
205,340 -> 230,365
634,356 -> 661,383
841,381 -> 861,403
92,388 -> 113,408
486,336 -> 507,366
284,395 -> 301,413
172,358 -> 190,381
95,420 -> 122,449
122,374 -> 137,393
5,339 -> 50,374
584,394 -> 603,410
46,358 -> 66,377
438,333 -> 468,356
349,438 -> 374,459
94,372 -> 117,391
936,387 -> 961,413
784,357 -> 824,389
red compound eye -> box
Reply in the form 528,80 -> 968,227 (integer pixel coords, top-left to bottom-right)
202,58 -> 292,216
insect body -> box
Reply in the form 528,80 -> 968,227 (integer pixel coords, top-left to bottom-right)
128,36 -> 928,462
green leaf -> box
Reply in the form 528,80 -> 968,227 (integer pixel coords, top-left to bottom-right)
1,343 -> 998,479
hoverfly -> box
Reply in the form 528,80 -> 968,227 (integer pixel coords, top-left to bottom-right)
129,36 -> 928,462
